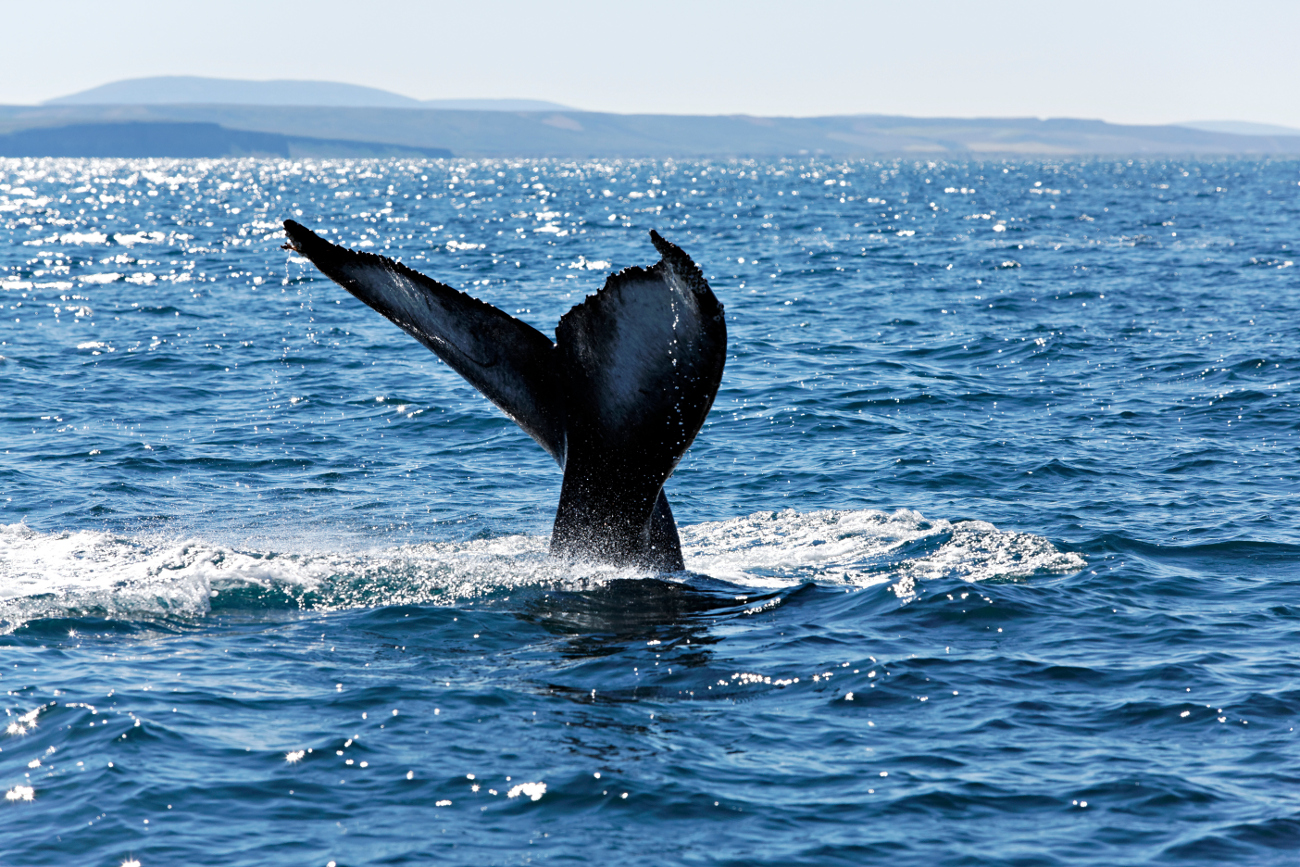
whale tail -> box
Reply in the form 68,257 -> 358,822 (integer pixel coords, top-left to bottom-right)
283,221 -> 725,571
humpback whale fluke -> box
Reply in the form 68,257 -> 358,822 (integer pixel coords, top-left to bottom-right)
282,220 -> 726,571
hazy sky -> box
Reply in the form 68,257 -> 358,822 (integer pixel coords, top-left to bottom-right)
5,0 -> 1299,126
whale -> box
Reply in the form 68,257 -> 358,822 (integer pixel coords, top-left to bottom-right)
282,220 -> 726,571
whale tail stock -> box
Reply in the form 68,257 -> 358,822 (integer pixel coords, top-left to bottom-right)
282,220 -> 726,571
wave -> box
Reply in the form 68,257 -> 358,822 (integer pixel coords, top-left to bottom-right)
0,509 -> 1085,631
681,509 -> 1084,595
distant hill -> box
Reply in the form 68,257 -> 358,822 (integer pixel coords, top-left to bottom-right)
43,76 -> 574,112
1179,120 -> 1300,137
3,104 -> 1299,158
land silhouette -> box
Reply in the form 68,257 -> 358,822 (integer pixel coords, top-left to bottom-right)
3,76 -> 1297,158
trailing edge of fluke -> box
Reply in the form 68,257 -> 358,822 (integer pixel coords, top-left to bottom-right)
282,220 -> 726,571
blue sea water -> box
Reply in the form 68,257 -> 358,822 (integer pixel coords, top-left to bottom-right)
1,154 -> 1298,866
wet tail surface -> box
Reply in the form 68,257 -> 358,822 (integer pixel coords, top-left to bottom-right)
283,221 -> 725,570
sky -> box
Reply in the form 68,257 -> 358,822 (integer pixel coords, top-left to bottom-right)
4,0 -> 1299,127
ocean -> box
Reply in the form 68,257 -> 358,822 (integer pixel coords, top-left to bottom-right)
1,155 -> 1298,865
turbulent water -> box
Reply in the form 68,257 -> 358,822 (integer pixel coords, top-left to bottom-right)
1,155 -> 1298,865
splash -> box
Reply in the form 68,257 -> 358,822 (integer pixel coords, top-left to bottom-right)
0,510 -> 1084,630
681,508 -> 1084,587
0,522 -> 622,630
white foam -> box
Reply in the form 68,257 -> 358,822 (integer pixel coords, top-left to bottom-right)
681,508 -> 1085,589
0,522 -> 570,629
0,510 -> 1085,629
0,523 -> 277,624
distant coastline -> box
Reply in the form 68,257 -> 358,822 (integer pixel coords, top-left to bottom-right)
2,104 -> 1299,159
0,119 -> 453,159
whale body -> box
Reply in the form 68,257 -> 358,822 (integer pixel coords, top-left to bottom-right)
282,220 -> 726,571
